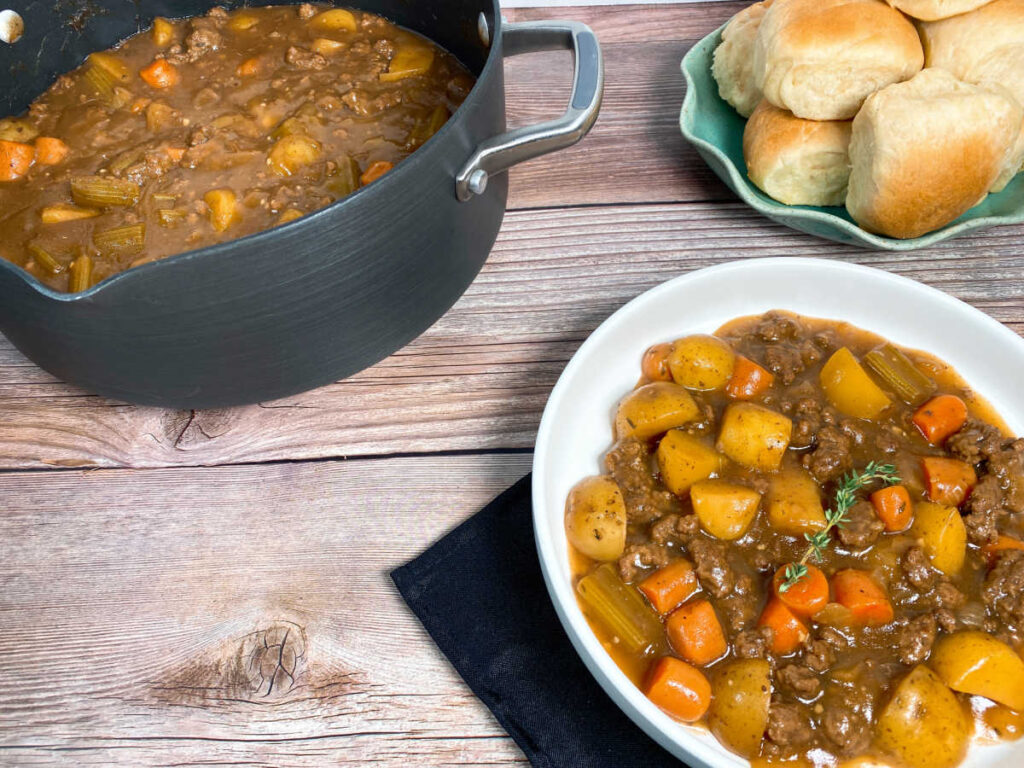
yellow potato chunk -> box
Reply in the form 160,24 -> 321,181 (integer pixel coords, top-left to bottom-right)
656,430 -> 723,496
716,402 -> 792,471
268,134 -> 322,176
152,17 -> 174,47
277,208 -> 304,225
310,9 -> 357,32
766,468 -> 827,536
667,334 -> 736,391
930,631 -> 1024,712
690,480 -> 761,540
876,666 -> 969,768
203,188 -> 239,232
911,502 -> 966,576
708,659 -> 772,758
565,475 -> 627,562
40,204 -> 99,224
614,382 -> 701,441
227,10 -> 260,32
380,43 -> 435,82
311,37 -> 346,56
820,347 -> 892,419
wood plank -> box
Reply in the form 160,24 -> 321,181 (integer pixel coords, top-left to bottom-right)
2,200 -> 1023,469
0,453 -> 533,766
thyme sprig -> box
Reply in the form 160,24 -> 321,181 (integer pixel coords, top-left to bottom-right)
778,461 -> 901,592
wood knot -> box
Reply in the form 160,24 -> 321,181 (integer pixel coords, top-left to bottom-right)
164,408 -> 236,450
241,622 -> 306,698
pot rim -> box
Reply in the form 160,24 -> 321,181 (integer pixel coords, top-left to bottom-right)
0,0 -> 504,304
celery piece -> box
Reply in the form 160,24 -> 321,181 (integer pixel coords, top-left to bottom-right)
577,563 -> 663,654
864,344 -> 937,406
71,176 -> 140,207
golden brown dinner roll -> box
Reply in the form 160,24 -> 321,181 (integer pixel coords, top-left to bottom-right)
754,0 -> 924,120
886,0 -> 995,21
743,101 -> 852,206
712,1 -> 773,118
846,69 -> 1023,238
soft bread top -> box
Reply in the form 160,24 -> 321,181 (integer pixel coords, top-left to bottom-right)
743,100 -> 852,206
712,1 -> 773,118
886,0 -> 996,21
846,69 -> 1022,239
754,0 -> 924,120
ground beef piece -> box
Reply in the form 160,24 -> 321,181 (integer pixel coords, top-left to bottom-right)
778,663 -> 821,698
678,394 -> 715,435
802,635 -> 837,673
675,513 -> 700,540
764,345 -> 805,385
964,475 -> 1006,546
803,425 -> 853,484
373,38 -> 396,59
286,45 -> 328,70
789,397 -> 823,449
720,574 -> 758,631
606,438 -> 681,524
897,614 -> 937,665
734,626 -> 772,659
935,607 -> 957,633
181,21 -> 221,62
947,419 -> 1004,464
688,537 -> 734,598
617,543 -> 669,583
983,549 -> 1024,632
297,2 -> 317,18
902,545 -> 938,592
934,580 -> 965,611
755,312 -> 800,342
836,501 -> 884,549
767,699 -> 812,747
818,626 -> 849,651
799,339 -> 825,367
989,438 -> 1024,513
649,514 -> 679,545
874,427 -> 900,455
822,686 -> 874,754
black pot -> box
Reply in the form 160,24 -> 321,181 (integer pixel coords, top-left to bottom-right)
0,0 -> 602,407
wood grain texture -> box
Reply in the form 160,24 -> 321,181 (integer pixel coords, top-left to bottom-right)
0,453 -> 533,766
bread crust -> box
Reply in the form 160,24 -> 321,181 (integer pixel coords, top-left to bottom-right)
887,0 -> 995,21
712,1 -> 772,118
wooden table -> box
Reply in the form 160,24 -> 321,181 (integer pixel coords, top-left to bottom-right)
2,2 -> 1023,765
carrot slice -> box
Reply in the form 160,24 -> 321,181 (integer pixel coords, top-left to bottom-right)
0,140 -> 35,181
236,57 -> 261,77
831,569 -> 894,626
921,456 -> 977,507
870,484 -> 914,532
913,394 -> 968,445
666,599 -> 727,666
643,656 -> 711,722
982,534 -> 1024,565
772,564 -> 829,619
725,355 -> 775,400
33,137 -> 69,166
360,160 -> 393,185
641,342 -> 674,382
757,597 -> 808,654
140,58 -> 180,89
639,559 -> 699,614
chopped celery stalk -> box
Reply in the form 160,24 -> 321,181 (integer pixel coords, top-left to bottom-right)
156,208 -> 187,227
406,105 -> 449,149
27,243 -> 65,275
84,64 -> 117,99
107,148 -> 144,175
577,563 -> 663,655
87,52 -> 131,83
326,154 -> 360,197
71,176 -> 140,207
68,255 -> 93,292
864,343 -> 937,406
151,193 -> 178,206
93,222 -> 145,257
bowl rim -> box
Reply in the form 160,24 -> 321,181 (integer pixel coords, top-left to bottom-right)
678,23 -> 1024,251
531,256 -> 1024,767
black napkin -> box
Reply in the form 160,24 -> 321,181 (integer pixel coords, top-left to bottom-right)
391,473 -> 684,768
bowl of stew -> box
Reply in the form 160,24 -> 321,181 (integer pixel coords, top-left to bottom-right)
0,0 -> 601,406
533,257 -> 1024,768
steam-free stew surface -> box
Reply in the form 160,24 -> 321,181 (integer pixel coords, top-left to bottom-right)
567,311 -> 1024,768
0,4 -> 474,291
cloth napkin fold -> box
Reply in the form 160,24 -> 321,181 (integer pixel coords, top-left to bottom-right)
391,473 -> 683,768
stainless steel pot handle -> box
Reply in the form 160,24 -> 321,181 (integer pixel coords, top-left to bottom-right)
455,20 -> 604,202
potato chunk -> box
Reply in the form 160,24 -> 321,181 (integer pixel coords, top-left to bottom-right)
268,134 -> 322,176
716,402 -> 792,471
876,666 -> 969,768
708,659 -> 771,758
614,382 -> 701,441
911,501 -> 966,576
203,188 -> 239,232
656,431 -> 722,496
309,9 -> 357,32
381,43 -> 435,82
766,468 -> 827,535
690,480 -> 761,540
667,334 -> 736,391
565,475 -> 627,562
930,631 -> 1024,711
820,347 -> 892,419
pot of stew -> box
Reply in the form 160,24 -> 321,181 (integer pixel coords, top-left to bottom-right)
0,0 -> 602,407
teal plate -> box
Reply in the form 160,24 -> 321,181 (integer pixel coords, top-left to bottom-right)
680,23 -> 1024,250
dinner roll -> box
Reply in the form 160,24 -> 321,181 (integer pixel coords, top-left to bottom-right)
886,0 -> 995,21
754,0 -> 924,120
743,101 -> 852,206
712,1 -> 773,118
846,69 -> 1022,238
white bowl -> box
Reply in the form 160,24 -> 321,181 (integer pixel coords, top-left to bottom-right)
532,257 -> 1024,767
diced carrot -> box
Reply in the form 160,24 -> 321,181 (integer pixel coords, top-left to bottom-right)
871,484 -> 914,532
33,137 -> 68,166
360,160 -> 393,185
757,597 -> 808,654
140,58 -> 180,89
164,147 -> 186,162
831,569 -> 894,626
921,456 -> 977,507
725,355 -> 775,400
639,559 -> 700,614
666,599 -> 727,666
641,342 -> 674,382
643,656 -> 712,722
913,394 -> 968,445
236,57 -> 261,77
772,564 -> 829,619
982,535 -> 1024,565
0,140 -> 35,181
